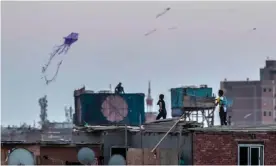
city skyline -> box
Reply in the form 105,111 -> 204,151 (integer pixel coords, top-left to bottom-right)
2,1 -> 276,125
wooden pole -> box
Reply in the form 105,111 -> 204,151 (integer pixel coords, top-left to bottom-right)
151,114 -> 185,153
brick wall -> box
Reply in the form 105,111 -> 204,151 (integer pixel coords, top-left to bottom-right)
193,132 -> 276,165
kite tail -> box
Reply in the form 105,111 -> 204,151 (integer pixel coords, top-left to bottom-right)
42,44 -> 64,73
44,60 -> 63,85
58,45 -> 67,55
63,46 -> 71,54
42,54 -> 54,73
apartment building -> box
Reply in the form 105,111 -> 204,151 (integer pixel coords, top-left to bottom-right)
221,60 -> 276,125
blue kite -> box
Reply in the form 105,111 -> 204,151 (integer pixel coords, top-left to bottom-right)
42,32 -> 79,85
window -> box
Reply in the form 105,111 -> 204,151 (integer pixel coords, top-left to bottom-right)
269,111 -> 272,116
263,111 -> 266,116
269,88 -> 272,92
263,88 -> 266,92
238,144 -> 264,166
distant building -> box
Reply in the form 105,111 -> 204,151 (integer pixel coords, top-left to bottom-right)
48,122 -> 73,129
221,60 -> 276,125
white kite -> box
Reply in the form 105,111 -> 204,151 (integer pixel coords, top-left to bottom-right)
156,7 -> 171,19
144,29 -> 157,36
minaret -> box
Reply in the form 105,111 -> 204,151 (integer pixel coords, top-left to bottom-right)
145,81 -> 157,122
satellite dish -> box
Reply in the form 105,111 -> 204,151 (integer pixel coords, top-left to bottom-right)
108,154 -> 126,165
7,148 -> 35,165
77,147 -> 95,165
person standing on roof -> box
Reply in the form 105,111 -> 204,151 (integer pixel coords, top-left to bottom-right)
156,94 -> 167,120
215,89 -> 227,126
115,82 -> 125,94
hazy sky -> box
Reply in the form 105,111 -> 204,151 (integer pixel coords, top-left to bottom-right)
2,1 -> 276,126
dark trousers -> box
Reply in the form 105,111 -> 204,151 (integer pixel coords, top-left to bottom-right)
156,110 -> 167,120
219,107 -> 227,126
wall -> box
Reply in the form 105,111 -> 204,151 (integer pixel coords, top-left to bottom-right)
130,132 -> 193,165
261,80 -> 276,124
98,130 -> 193,165
1,129 -> 41,142
1,143 -> 102,165
193,131 -> 276,165
1,132 -> 103,165
72,131 -> 102,144
127,148 -> 178,165
260,60 -> 276,81
221,81 -> 262,125
42,128 -> 73,142
2,130 -> 193,165
40,145 -> 101,165
1,144 -> 40,165
103,130 -> 130,164
221,60 -> 276,125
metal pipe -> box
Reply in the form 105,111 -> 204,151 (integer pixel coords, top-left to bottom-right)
139,114 -> 144,165
151,114 -> 185,153
178,128 -> 182,164
273,80 -> 275,120
254,85 -> 257,125
125,124 -> 127,154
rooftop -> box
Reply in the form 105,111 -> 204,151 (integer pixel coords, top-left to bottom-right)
73,118 -> 202,133
189,124 -> 276,132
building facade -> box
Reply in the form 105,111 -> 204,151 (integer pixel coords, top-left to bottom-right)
2,124 -> 276,165
221,60 -> 276,125
191,126 -> 276,165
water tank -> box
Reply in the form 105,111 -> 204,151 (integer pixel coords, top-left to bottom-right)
171,87 -> 213,109
74,93 -> 145,126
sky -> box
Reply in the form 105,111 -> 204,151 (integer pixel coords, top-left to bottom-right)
2,1 -> 276,126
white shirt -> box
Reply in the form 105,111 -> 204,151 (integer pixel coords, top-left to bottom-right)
217,96 -> 227,112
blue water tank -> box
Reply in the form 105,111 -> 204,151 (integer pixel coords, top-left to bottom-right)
171,86 -> 213,109
75,93 -> 145,126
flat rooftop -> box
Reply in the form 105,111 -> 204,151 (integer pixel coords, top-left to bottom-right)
189,124 -> 276,132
